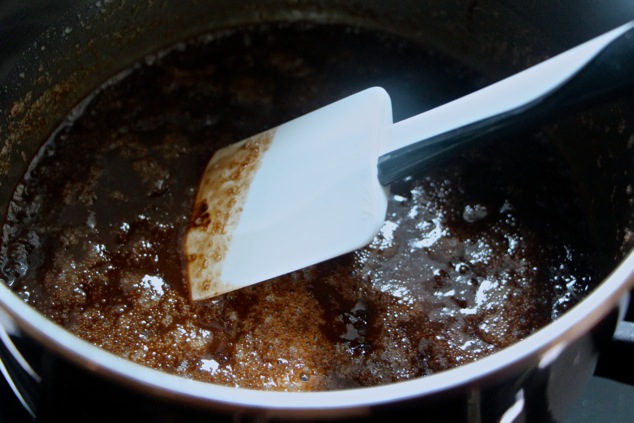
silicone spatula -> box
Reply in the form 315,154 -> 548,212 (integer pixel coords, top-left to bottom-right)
185,21 -> 634,300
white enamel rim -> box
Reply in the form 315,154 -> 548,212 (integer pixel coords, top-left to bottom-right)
0,248 -> 632,413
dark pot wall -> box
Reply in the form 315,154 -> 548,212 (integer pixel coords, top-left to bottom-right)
0,1 -> 633,422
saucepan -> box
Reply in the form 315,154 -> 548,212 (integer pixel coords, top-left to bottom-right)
0,1 -> 633,422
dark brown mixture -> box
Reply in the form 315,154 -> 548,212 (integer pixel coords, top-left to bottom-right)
0,23 -> 597,391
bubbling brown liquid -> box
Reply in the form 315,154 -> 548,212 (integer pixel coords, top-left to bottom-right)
1,23 -> 597,391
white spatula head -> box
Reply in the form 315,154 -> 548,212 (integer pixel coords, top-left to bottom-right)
185,87 -> 393,300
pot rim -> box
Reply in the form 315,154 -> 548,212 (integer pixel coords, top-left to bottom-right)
0,0 -> 633,415
0,249 -> 632,413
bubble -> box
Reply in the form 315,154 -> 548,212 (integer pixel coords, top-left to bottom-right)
463,204 -> 488,223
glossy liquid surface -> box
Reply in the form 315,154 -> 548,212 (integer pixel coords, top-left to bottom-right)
1,23 -> 597,391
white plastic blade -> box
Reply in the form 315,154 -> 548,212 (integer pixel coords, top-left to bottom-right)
185,88 -> 393,300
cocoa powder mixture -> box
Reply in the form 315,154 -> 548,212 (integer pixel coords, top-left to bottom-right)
0,23 -> 597,391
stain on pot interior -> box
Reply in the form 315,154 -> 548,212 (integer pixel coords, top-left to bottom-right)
0,22 -> 605,392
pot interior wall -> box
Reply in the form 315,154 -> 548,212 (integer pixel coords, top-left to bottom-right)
0,1 -> 632,413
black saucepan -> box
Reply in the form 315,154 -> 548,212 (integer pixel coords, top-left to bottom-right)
0,1 -> 633,422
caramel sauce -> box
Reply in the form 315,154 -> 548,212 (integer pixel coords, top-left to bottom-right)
185,130 -> 274,300
0,23 -> 599,391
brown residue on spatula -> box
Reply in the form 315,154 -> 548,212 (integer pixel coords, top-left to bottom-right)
184,129 -> 274,300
